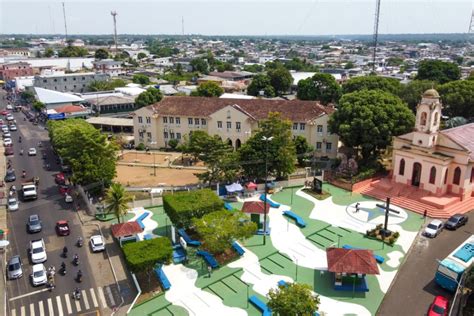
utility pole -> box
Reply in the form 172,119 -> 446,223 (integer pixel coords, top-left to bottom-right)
111,11 -> 118,53
372,0 -> 381,73
62,2 -> 68,43
182,16 -> 185,36
469,10 -> 474,45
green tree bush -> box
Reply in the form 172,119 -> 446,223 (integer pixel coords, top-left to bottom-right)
415,60 -> 461,84
438,80 -> 474,119
105,183 -> 133,223
267,283 -> 320,316
342,75 -> 402,95
297,73 -> 342,104
94,48 -> 109,60
123,238 -> 172,277
247,74 -> 275,97
132,74 -> 150,85
135,87 -> 163,109
191,81 -> 224,97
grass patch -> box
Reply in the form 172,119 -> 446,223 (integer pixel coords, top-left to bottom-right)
302,188 -> 331,200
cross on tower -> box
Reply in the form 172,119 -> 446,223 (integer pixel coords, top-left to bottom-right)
376,197 -> 400,237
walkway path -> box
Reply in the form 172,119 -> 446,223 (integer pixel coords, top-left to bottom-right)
129,207 -> 158,239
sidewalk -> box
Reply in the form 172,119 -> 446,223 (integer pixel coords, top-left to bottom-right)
0,145 -> 8,316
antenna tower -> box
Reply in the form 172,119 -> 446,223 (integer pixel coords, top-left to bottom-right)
62,2 -> 68,43
182,16 -> 185,36
469,10 -> 474,44
372,0 -> 381,72
111,11 -> 118,53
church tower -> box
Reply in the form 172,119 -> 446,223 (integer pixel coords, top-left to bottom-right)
412,89 -> 442,148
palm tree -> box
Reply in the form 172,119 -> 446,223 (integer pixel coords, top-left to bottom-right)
104,183 -> 132,223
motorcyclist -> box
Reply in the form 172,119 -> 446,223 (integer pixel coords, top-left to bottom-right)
76,270 -> 82,282
19,149 -> 23,155
61,262 -> 66,271
22,170 -> 26,178
63,246 -> 68,257
18,136 -> 21,143
77,237 -> 83,247
73,254 -> 79,265
73,288 -> 81,300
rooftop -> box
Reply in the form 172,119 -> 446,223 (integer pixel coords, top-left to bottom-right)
326,248 -> 380,275
34,87 -> 84,105
441,123 -> 474,160
110,221 -> 143,238
86,117 -> 133,127
241,201 -> 270,215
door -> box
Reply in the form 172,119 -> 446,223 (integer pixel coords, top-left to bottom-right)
412,162 -> 422,187
250,214 -> 262,229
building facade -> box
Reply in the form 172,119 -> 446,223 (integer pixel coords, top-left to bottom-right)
0,62 -> 34,81
92,59 -> 123,77
133,97 -> 339,158
391,89 -> 474,200
33,72 -> 108,93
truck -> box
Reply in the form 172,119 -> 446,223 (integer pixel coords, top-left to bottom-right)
21,180 -> 38,201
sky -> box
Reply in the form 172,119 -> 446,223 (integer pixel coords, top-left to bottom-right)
0,0 -> 472,36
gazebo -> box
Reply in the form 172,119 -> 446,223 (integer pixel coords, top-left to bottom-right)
110,222 -> 143,246
326,247 -> 380,292
241,201 -> 270,235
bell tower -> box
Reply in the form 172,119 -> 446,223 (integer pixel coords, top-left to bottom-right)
412,89 -> 442,148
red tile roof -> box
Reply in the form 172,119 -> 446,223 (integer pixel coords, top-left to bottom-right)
241,201 -> 270,215
54,105 -> 85,113
149,96 -> 334,122
326,248 -> 379,275
110,222 -> 143,238
441,123 -> 474,160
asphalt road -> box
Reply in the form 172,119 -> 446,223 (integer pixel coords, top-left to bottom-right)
2,93 -> 114,315
378,211 -> 474,316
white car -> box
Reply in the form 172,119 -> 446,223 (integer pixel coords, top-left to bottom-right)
1,126 -> 8,133
65,193 -> 73,203
28,148 -> 37,156
29,239 -> 47,263
8,198 -> 19,211
6,115 -> 14,121
90,235 -> 105,252
3,132 -> 11,138
6,104 -> 13,110
9,125 -> 17,131
424,219 -> 444,238
3,138 -> 12,146
31,264 -> 47,286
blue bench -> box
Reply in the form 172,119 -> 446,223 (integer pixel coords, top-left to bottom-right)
259,194 -> 280,208
277,280 -> 287,287
154,266 -> 171,290
196,250 -> 219,269
177,228 -> 201,247
232,241 -> 245,256
282,210 -> 306,227
136,212 -> 150,230
224,202 -> 233,211
249,295 -> 272,316
143,233 -> 153,240
342,245 -> 385,263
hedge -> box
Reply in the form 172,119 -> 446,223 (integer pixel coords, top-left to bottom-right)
163,189 -> 224,228
123,237 -> 172,273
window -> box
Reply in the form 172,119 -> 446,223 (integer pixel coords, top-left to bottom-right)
138,116 -> 143,124
73,77 -> 76,81
227,121 -> 232,129
195,118 -> 200,125
326,142 -> 332,151
217,121 -> 223,128
82,77 -> 85,80
54,79 -> 57,82
164,132 -> 169,139
453,167 -> 461,185
169,117 -> 174,124
399,159 -> 405,176
188,118 -> 193,125
63,78 -> 67,82
293,123 -> 298,130
43,79 -> 47,83
236,122 -> 241,130
429,166 -> 436,184
138,132 -> 144,138
316,142 -> 322,150
434,112 -> 439,126
201,119 -> 206,125
300,123 -> 305,130
177,133 -> 181,140
470,168 -> 474,183
163,117 -> 168,124
147,132 -> 152,139
176,117 -> 180,125
444,169 -> 448,184
146,117 -> 151,124
317,125 -> 323,133
170,132 -> 175,139
420,112 -> 427,126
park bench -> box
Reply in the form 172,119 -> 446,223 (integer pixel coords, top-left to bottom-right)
282,210 -> 306,227
136,212 -> 150,230
196,250 -> 219,269
177,228 -> 201,247
342,244 -> 385,263
232,241 -> 245,256
154,266 -> 171,290
259,194 -> 280,208
249,295 -> 272,316
224,202 -> 233,211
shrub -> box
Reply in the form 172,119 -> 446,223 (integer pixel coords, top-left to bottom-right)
123,238 -> 172,274
136,143 -> 145,151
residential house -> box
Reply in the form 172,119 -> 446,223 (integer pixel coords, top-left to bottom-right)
92,59 -> 124,77
0,62 -> 34,81
33,72 -> 108,93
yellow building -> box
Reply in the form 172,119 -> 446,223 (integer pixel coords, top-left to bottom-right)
133,96 -> 339,158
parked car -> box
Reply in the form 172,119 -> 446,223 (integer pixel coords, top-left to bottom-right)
6,104 -> 13,110
428,295 -> 449,316
9,125 -> 17,131
27,214 -> 42,233
445,214 -> 468,230
55,172 -> 66,185
3,132 -> 11,138
31,264 -> 47,286
6,115 -> 14,121
1,126 -> 8,133
58,184 -> 71,195
1,110 -> 9,116
7,255 -> 23,280
424,219 -> 444,238
90,235 -> 105,252
3,138 -> 12,146
55,220 -> 70,236
29,239 -> 47,263
4,169 -> 16,182
8,198 -> 19,211
4,147 -> 14,156
28,148 -> 37,156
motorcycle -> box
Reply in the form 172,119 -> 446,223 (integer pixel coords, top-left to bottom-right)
22,170 -> 26,178
62,246 -> 68,258
76,270 -> 82,283
73,288 -> 81,300
61,262 -> 66,276
77,237 -> 83,247
73,254 -> 79,266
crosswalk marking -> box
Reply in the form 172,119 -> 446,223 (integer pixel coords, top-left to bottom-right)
106,285 -> 116,306
39,300 -> 45,316
47,298 -> 54,316
82,290 -> 90,310
97,286 -> 107,308
63,294 -> 72,315
20,306 -> 25,316
11,309 -> 16,316
29,303 -> 35,316
74,295 -> 81,313
56,296 -> 64,316
89,288 -> 99,308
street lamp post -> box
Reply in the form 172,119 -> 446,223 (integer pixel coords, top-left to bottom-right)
262,136 -> 273,245
150,141 -> 157,176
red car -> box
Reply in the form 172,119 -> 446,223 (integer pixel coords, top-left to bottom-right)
58,184 -> 71,195
4,147 -> 13,156
55,173 -> 66,185
1,110 -> 9,116
55,220 -> 70,236
428,295 -> 449,316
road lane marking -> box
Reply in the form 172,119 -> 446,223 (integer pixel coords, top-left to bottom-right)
20,306 -> 25,316
82,290 -> 90,310
11,309 -> 16,316
56,296 -> 64,316
47,298 -> 54,316
64,294 -> 72,315
89,288 -> 98,308
105,286 -> 116,306
97,287 -> 107,308
29,303 -> 35,316
75,296 -> 81,313
9,288 -> 50,301
39,300 -> 45,316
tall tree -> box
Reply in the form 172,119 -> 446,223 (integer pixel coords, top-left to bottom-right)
58,46 -> 88,57
94,48 -> 109,60
267,283 -> 320,316
328,90 -> 415,164
247,74 -> 275,97
137,52 -> 147,60
44,48 -> 55,58
342,75 -> 402,95
132,74 -> 150,85
191,81 -> 224,97
438,80 -> 474,119
105,183 -> 133,223
135,87 -> 163,109
88,79 -> 126,92
190,58 -> 209,74
239,112 -> 296,179
293,135 -> 313,166
267,66 -> 293,95
415,60 -> 461,84
398,80 -> 435,111
297,73 -> 342,104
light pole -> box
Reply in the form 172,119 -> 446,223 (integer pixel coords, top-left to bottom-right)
150,141 -> 157,176
262,136 -> 273,245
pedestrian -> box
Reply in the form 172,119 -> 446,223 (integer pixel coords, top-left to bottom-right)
423,209 -> 427,219
354,202 -> 360,213
207,265 -> 212,278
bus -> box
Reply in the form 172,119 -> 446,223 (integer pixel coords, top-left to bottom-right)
435,234 -> 474,292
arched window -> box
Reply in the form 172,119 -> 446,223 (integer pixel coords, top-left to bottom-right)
399,159 -> 405,176
429,166 -> 436,184
420,112 -> 427,126
470,168 -> 474,184
444,169 -> 448,184
453,167 -> 461,185
433,112 -> 439,126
